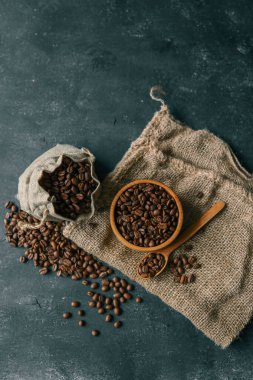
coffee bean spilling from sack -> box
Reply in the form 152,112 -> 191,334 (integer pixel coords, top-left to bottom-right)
138,253 -> 165,278
4,202 -> 143,336
115,183 -> 179,247
38,156 -> 97,220
4,202 -> 112,279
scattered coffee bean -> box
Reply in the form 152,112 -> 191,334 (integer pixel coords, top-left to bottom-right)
114,321 -> 122,329
79,320 -> 86,327
19,256 -> 27,264
77,310 -> 85,316
105,314 -> 113,322
115,183 -> 179,247
113,307 -> 122,316
88,301 -> 96,308
63,312 -> 72,319
196,191 -> 204,199
98,307 -> 105,314
91,330 -> 99,336
39,267 -> 48,275
82,280 -> 89,286
135,297 -> 143,303
71,300 -> 80,308
138,252 -> 165,278
91,282 -> 99,289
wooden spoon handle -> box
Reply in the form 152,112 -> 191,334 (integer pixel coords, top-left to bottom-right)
162,201 -> 226,257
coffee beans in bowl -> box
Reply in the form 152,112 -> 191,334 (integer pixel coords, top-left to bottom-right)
110,180 -> 183,252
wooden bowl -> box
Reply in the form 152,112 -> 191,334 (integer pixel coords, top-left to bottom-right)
110,179 -> 184,252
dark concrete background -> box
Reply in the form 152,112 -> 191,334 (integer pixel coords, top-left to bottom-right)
1,1 -> 253,379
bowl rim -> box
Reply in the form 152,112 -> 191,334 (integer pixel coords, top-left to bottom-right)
110,179 -> 184,252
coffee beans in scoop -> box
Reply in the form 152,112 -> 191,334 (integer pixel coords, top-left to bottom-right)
38,156 -> 98,220
138,253 -> 165,278
115,183 -> 179,247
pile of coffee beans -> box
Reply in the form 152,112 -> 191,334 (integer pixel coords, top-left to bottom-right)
4,201 -> 144,336
170,248 -> 201,284
115,183 -> 179,247
138,252 -> 165,278
38,156 -> 98,220
4,202 -> 112,279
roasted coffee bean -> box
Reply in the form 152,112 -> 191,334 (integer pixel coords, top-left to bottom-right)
177,267 -> 184,275
91,330 -> 99,336
115,183 -> 179,247
71,300 -> 80,308
138,252 -> 165,278
123,293 -> 132,300
77,310 -> 85,316
114,321 -> 122,329
63,312 -> 72,319
101,286 -> 109,292
188,273 -> 195,283
105,297 -> 112,305
113,299 -> 119,308
39,157 -> 98,220
39,267 -> 48,275
87,291 -> 94,297
119,297 -> 125,303
105,304 -> 113,310
88,301 -> 96,308
196,191 -> 204,199
98,307 -> 105,314
113,307 -> 122,316
91,282 -> 99,289
135,297 -> 143,303
126,284 -> 134,291
5,201 -> 14,209
105,314 -> 113,322
82,280 -> 89,286
79,320 -> 86,327
96,301 -> 102,308
19,256 -> 27,264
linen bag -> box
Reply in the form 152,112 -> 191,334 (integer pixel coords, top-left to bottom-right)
63,88 -> 253,348
17,144 -> 100,228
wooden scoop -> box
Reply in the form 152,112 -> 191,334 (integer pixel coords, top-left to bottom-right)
137,201 -> 226,279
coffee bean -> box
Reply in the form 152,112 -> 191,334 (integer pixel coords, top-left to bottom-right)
105,304 -> 113,310
119,297 -> 125,303
77,310 -> 85,316
91,282 -> 99,289
126,284 -> 134,291
98,307 -> 105,314
5,201 -> 14,209
82,280 -> 89,286
101,286 -> 109,292
188,273 -> 195,283
135,297 -> 143,303
113,299 -> 119,308
196,191 -> 204,199
114,307 -> 122,316
79,320 -> 86,327
19,256 -> 27,264
105,297 -> 112,305
105,314 -> 113,322
71,300 -> 80,308
63,312 -> 72,319
115,183 -> 179,247
91,330 -> 99,336
114,321 -> 122,329
39,267 -> 48,275
87,291 -> 94,297
123,293 -> 132,300
88,301 -> 96,308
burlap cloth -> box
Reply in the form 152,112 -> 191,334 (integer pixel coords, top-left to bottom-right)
64,90 -> 253,348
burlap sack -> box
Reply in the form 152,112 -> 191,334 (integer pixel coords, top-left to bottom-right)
17,144 -> 100,227
63,89 -> 253,348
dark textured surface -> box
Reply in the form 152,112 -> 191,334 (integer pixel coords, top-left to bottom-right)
1,1 -> 253,379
